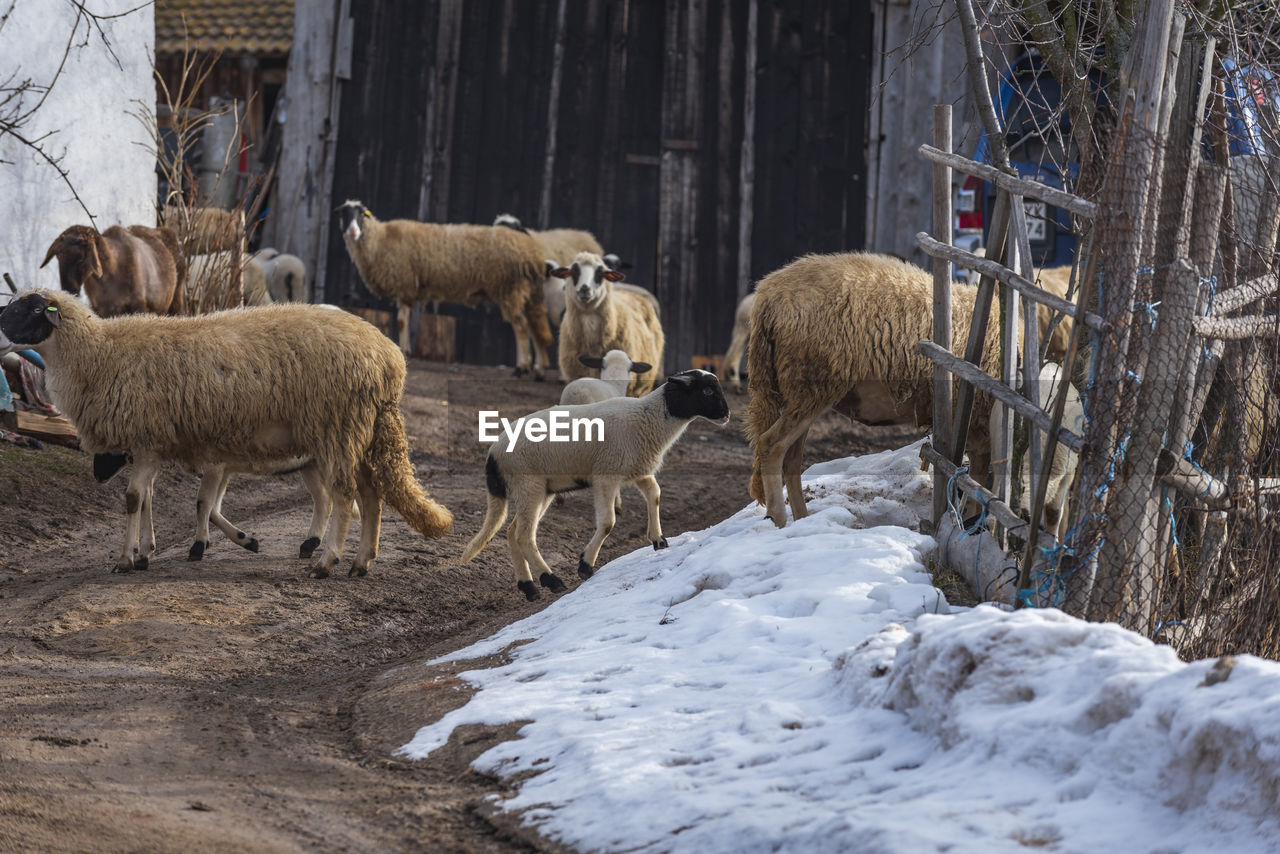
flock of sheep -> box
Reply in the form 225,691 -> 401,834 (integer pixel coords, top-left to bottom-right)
0,200 -> 1081,600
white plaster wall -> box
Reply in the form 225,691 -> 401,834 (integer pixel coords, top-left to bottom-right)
0,2 -> 155,291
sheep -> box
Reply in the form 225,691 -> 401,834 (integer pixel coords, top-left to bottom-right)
559,349 -> 653,406
252,248 -> 309,302
722,292 -> 756,393
989,361 -> 1083,540
746,252 -> 1071,528
338,201 -> 551,377
162,204 -> 244,255
553,252 -> 665,396
461,369 -> 730,600
0,291 -> 454,576
187,252 -> 272,307
42,224 -> 187,317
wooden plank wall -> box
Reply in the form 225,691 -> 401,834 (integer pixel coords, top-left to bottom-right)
323,0 -> 870,373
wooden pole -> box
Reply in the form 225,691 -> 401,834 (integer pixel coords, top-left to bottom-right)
931,104 -> 954,527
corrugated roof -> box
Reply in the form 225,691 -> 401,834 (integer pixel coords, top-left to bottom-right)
156,0 -> 294,56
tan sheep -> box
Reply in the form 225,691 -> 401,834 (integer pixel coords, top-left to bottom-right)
162,204 -> 244,255
0,291 -> 453,577
339,201 -> 552,378
553,252 -> 664,396
722,292 -> 756,393
41,224 -> 187,317
746,252 -> 1069,528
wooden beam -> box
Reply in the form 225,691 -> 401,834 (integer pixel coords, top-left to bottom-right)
1192,314 -> 1278,340
1208,271 -> 1280,316
916,232 -> 1105,330
917,144 -> 1097,219
1157,448 -> 1230,508
921,443 -> 1027,533
931,104 -> 954,526
918,340 -> 1085,453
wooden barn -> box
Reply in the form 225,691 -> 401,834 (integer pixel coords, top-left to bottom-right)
261,0 -> 976,374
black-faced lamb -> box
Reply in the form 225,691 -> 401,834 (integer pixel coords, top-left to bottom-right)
462,369 -> 730,600
722,292 -> 756,393
746,252 -> 1070,528
0,291 -> 454,577
339,201 -> 552,378
553,252 -> 664,396
42,224 -> 187,317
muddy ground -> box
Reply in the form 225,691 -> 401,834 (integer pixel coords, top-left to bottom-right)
0,360 -> 925,853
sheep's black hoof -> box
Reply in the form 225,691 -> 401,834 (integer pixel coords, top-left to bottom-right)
653,537 -> 668,551
111,563 -> 132,574
577,554 -> 594,579
513,366 -> 528,378
553,494 -> 565,506
134,556 -> 149,572
539,572 -> 566,593
533,369 -> 545,382
348,564 -> 368,578
299,536 -> 321,559
308,565 -> 330,579
188,540 -> 208,561
243,538 -> 260,553
518,580 -> 540,601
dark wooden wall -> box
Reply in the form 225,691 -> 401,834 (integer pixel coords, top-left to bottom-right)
324,0 -> 871,373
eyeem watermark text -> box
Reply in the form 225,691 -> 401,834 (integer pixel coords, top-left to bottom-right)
479,410 -> 605,452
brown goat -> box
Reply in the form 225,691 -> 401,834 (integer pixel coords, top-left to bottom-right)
42,225 -> 187,317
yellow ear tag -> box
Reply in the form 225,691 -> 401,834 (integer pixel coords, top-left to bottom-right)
363,209 -> 372,217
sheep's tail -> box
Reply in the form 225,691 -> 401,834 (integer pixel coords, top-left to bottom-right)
745,302 -> 782,506
461,455 -> 508,562
368,402 -> 453,537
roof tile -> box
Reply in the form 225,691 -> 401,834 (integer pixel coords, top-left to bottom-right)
155,0 -> 294,56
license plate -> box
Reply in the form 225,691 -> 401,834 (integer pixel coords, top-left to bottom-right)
1024,200 -> 1047,242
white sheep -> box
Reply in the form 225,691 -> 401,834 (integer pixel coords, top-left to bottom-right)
462,369 -> 730,600
989,361 -> 1083,540
0,291 -> 454,577
559,349 -> 653,405
554,252 -> 665,395
722,291 -> 756,393
252,248 -> 308,302
340,201 -> 551,377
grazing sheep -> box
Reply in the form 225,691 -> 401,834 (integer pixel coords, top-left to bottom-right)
462,370 -> 730,600
0,291 -> 453,576
340,201 -> 551,377
253,248 -> 309,302
722,292 -> 756,393
990,361 -> 1083,540
42,224 -> 187,317
162,204 -> 244,255
746,252 -> 1068,528
559,349 -> 653,406
553,252 -> 665,396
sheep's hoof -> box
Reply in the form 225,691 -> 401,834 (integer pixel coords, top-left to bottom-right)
299,536 -> 321,558
133,555 -> 149,572
243,537 -> 260,553
188,540 -> 208,561
112,560 -> 133,574
552,494 -> 565,506
518,580 -> 540,601
577,554 -> 594,579
533,369 -> 545,382
539,572 -> 566,593
652,537 -> 668,550
348,564 -> 368,578
513,366 -> 528,378
308,565 -> 331,579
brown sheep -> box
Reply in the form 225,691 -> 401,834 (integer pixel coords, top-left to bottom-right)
746,252 -> 1070,528
339,201 -> 553,378
553,252 -> 665,396
41,224 -> 187,317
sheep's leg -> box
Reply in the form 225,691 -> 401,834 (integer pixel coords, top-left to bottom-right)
140,474 -> 157,560
782,426 -> 811,522
521,493 -> 566,594
724,327 -> 748,392
310,489 -> 354,579
529,333 -> 551,382
206,469 -> 261,554
115,456 -> 161,573
506,517 -> 538,599
578,481 -> 621,578
396,300 -> 413,355
298,464 -> 332,559
189,466 -> 226,560
755,410 -> 817,528
634,475 -> 666,550
498,296 -> 536,379
350,465 -> 382,577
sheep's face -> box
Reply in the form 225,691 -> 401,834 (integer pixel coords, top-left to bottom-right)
551,255 -> 624,308
41,226 -> 103,294
337,201 -> 369,242
579,349 -> 651,380
0,292 -> 64,348
663,370 -> 730,426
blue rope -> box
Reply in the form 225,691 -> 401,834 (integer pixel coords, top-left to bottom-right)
1152,619 -> 1187,639
1095,434 -> 1129,500
1134,300 -> 1161,330
946,464 -> 991,539
1181,440 -> 1215,499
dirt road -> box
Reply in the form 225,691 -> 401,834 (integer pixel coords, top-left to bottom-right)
0,360 -> 918,852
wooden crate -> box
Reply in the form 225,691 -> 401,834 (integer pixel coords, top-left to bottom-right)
13,410 -> 79,448
415,314 -> 457,362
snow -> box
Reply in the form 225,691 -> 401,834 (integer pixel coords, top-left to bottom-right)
400,439 -> 1280,853
0,2 -> 155,290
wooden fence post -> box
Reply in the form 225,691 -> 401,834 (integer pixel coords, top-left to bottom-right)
931,104 -> 953,528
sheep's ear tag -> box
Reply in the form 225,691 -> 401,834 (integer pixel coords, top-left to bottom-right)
44,304 -> 61,327
363,209 -> 372,217
604,270 -> 625,282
